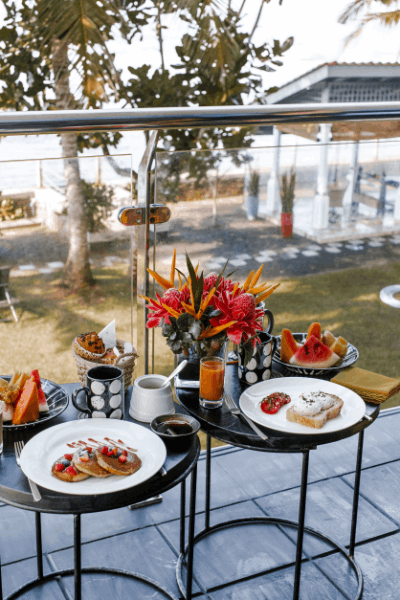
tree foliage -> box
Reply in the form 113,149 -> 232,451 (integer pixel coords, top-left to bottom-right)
339,0 -> 400,45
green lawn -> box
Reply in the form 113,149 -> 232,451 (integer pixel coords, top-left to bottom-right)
1,260 -> 399,449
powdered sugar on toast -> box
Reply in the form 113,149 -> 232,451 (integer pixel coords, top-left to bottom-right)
294,391 -> 336,416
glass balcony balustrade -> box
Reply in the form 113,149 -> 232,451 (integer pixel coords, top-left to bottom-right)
0,104 -> 399,407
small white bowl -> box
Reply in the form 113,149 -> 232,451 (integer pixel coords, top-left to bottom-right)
129,374 -> 175,423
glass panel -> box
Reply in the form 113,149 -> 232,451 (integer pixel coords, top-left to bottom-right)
0,153 -> 135,388
150,133 -> 400,408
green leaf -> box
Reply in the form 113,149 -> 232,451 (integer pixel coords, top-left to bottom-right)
177,312 -> 196,331
215,259 -> 229,291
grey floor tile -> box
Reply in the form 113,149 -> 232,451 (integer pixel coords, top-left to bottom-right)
1,556 -> 62,599
159,499 -> 270,551
207,560 -> 348,600
343,459 -> 400,525
175,518 -> 296,590
214,448 -> 304,497
255,477 -> 396,557
319,532 -> 400,600
0,505 -> 37,564
49,525 -> 184,598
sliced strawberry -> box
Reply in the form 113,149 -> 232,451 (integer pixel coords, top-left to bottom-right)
65,466 -> 77,476
122,449 -> 128,457
102,446 -> 108,455
107,450 -> 114,457
118,455 -> 128,463
55,463 -> 65,472
64,454 -> 73,461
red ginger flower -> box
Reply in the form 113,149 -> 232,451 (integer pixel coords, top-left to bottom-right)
210,291 -> 264,345
203,274 -> 235,297
146,288 -> 184,327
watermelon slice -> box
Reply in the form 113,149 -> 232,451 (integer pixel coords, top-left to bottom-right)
290,335 -> 340,369
30,369 -> 49,413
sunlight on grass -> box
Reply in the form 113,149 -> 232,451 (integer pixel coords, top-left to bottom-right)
1,261 -> 399,418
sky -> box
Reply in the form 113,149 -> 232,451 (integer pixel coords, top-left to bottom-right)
107,0 -> 400,93
2,0 -> 400,166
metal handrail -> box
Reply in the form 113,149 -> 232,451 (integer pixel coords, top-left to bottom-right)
1,101 -> 400,135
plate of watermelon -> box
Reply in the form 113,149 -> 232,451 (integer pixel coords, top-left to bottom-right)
272,332 -> 359,379
1,370 -> 69,431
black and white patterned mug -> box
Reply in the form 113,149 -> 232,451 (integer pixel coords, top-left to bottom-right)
238,332 -> 277,385
72,365 -> 124,419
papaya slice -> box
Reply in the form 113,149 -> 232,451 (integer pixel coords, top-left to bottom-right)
12,380 -> 39,425
306,322 -> 321,340
280,329 -> 298,363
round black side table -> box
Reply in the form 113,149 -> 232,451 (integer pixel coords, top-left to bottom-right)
0,384 -> 200,600
175,365 -> 380,600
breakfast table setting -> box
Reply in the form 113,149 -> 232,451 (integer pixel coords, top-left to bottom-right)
140,251 -> 400,600
0,377 -> 201,600
2,251 -> 400,600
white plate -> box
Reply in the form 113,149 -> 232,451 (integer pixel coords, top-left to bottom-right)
239,377 -> 366,435
19,419 -> 167,495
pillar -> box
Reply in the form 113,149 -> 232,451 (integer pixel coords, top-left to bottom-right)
266,127 -> 281,215
313,123 -> 332,230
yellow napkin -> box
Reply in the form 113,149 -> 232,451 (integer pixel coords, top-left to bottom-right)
331,367 -> 400,404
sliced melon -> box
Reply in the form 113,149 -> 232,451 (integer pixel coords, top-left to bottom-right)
306,322 -> 321,340
290,335 -> 340,369
12,380 -> 39,425
280,329 -> 298,362
30,369 -> 49,413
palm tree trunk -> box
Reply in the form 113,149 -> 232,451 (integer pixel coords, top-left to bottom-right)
51,38 -> 94,290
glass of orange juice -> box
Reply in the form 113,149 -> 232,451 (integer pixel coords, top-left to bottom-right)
199,356 -> 225,409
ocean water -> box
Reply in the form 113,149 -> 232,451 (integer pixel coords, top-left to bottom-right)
1,128 -> 400,193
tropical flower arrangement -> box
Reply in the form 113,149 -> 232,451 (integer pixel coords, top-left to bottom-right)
140,250 -> 280,366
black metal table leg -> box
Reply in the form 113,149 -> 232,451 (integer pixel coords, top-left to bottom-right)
35,512 -> 43,580
205,434 -> 211,530
186,463 -> 197,600
349,429 -> 364,558
293,449 -> 310,600
180,480 -> 186,554
1,551 -> 3,600
74,514 -> 81,600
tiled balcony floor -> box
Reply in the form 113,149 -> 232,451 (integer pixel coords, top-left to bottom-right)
2,407 -> 400,599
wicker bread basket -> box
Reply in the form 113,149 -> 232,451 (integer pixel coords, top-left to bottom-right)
73,338 -> 138,391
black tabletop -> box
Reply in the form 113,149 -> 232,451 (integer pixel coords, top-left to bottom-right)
175,363 -> 380,453
0,384 -> 200,514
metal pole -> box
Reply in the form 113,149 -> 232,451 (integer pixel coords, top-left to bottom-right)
74,514 -> 82,600
186,463 -> 197,600
349,430 -> 364,558
180,480 -> 186,554
0,550 -> 3,600
1,102 -> 400,135
35,512 -> 43,580
205,434 -> 211,530
293,450 -> 310,600
136,131 -> 159,376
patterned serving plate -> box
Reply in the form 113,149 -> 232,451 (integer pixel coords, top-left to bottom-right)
2,376 -> 69,431
272,333 -> 359,379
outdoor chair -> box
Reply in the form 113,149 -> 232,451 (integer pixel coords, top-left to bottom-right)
0,265 -> 19,322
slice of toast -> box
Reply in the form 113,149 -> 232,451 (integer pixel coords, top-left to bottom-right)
286,393 -> 344,429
